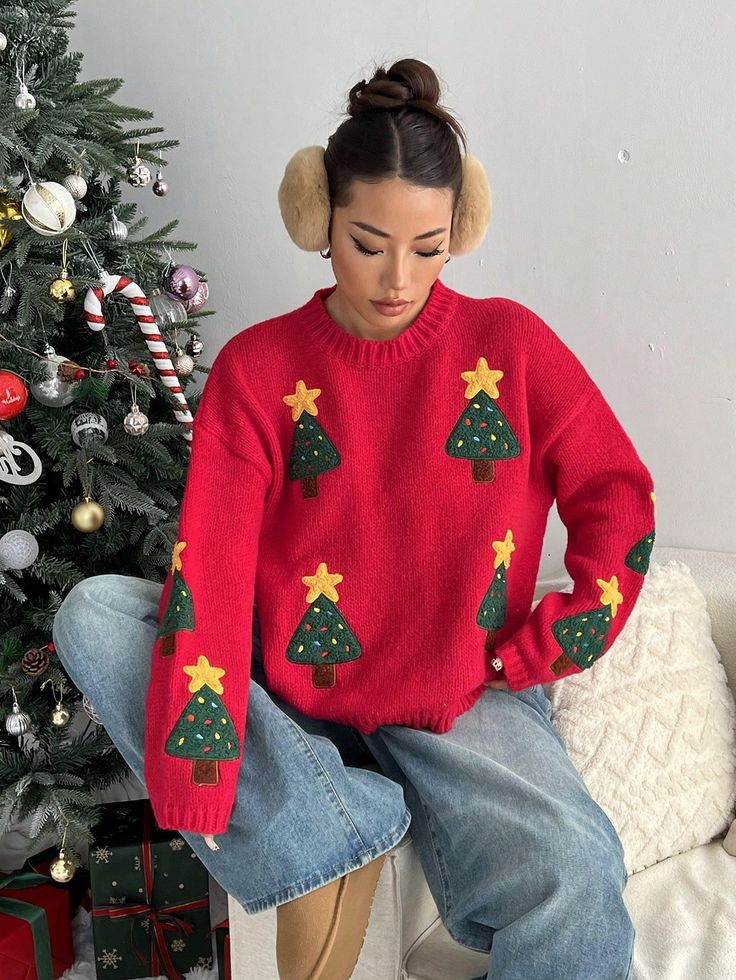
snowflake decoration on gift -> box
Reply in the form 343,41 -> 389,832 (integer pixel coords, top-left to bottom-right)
98,948 -> 122,969
171,938 -> 187,952
93,845 -> 112,864
169,836 -> 185,850
109,896 -> 127,904
198,956 -> 214,969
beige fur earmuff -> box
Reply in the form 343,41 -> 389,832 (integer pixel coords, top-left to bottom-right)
277,145 -> 492,257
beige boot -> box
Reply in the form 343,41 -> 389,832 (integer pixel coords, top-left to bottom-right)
275,851 -> 387,980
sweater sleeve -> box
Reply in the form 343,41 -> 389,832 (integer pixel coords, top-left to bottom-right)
143,342 -> 273,835
494,354 -> 656,692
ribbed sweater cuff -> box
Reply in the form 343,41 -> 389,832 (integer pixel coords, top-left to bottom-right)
151,800 -> 232,836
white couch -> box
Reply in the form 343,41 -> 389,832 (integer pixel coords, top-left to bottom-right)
229,546 -> 736,980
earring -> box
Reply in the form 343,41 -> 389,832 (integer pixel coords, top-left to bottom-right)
320,248 -> 331,259
278,147 -> 492,256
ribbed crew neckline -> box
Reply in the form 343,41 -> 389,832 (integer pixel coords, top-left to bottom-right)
298,276 -> 460,367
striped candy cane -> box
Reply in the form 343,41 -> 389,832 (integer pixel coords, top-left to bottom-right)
84,271 -> 193,447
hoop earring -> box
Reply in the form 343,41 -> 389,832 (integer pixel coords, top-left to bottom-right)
320,248 -> 331,259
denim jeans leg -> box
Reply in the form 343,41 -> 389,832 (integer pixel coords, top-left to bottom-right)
51,573 -> 411,913
361,683 -> 634,980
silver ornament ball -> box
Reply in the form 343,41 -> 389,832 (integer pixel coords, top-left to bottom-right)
123,404 -> 150,436
62,173 -> 88,200
0,31 -> 7,52
0,529 -> 39,570
30,349 -> 76,407
173,352 -> 194,376
109,211 -> 128,241
15,82 -> 35,110
5,703 -> 32,736
71,412 -> 108,447
127,159 -> 151,187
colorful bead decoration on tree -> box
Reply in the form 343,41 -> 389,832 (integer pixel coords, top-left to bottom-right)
165,654 -> 240,786
477,529 -> 515,653
445,356 -> 521,482
285,561 -> 362,689
158,541 -> 194,656
282,380 -> 341,498
549,575 -> 624,676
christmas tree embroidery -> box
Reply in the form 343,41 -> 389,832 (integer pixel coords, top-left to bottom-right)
165,654 -> 240,786
625,490 -> 657,574
157,541 -> 194,657
283,380 -> 341,499
445,356 -> 521,482
549,575 -> 623,676
286,561 -> 362,689
477,530 -> 515,653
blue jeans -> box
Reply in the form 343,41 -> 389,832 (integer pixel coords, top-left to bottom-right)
52,574 -> 635,980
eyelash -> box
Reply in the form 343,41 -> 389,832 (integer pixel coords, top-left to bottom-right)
351,238 -> 444,258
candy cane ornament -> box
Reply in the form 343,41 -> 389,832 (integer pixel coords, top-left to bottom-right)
84,271 -> 194,447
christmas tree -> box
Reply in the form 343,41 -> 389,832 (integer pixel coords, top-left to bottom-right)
286,561 -> 362,688
282,379 -> 341,498
165,654 -> 240,787
446,356 -> 521,483
0,1 -> 212,874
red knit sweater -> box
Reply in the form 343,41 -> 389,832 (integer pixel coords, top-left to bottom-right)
143,277 -> 656,834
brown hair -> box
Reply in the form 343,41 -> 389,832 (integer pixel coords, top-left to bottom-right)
324,58 -> 468,223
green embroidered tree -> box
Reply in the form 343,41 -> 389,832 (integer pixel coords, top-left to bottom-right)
157,541 -> 194,656
477,531 -> 515,652
446,357 -> 520,482
282,380 -> 340,498
625,530 -> 656,575
286,561 -> 362,689
550,576 -> 622,676
165,655 -> 240,786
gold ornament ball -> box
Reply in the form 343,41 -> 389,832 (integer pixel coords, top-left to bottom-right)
71,498 -> 105,532
51,704 -> 71,726
0,191 -> 22,251
50,850 -> 76,882
49,277 -> 76,302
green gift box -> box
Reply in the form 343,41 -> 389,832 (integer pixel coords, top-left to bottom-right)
89,800 -> 212,979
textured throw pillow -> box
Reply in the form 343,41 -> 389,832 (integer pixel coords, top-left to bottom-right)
540,559 -> 736,874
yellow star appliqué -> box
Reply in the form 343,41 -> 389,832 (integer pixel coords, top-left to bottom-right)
283,380 -> 322,421
461,356 -> 505,400
171,540 -> 186,573
597,576 -> 623,618
492,529 -> 515,569
302,561 -> 344,603
183,655 -> 226,695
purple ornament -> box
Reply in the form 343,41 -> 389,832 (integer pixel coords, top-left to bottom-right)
164,264 -> 200,302
183,280 -> 209,314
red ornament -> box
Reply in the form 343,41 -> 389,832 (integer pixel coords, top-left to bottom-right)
128,359 -> 138,369
47,642 -> 56,654
106,358 -> 118,370
0,370 -> 28,420
74,368 -> 86,380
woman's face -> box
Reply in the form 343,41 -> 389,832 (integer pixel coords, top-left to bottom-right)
325,176 -> 454,339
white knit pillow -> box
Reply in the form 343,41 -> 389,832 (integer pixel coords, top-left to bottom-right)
539,559 -> 736,874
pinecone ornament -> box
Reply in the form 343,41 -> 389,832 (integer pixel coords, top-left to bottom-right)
21,646 -> 50,676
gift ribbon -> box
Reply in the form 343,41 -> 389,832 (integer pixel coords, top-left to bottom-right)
0,870 -> 55,980
92,803 -> 208,979
209,917 -> 230,980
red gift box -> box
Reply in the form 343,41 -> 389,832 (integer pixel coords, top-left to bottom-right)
0,871 -> 75,980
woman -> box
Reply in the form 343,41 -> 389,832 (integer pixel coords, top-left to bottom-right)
53,58 -> 651,980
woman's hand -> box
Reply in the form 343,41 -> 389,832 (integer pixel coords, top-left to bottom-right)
484,678 -> 510,690
203,834 -> 220,851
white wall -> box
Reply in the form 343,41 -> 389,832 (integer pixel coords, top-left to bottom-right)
72,0 -> 736,568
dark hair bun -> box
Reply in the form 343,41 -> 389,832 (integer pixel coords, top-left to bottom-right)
348,58 -> 442,116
